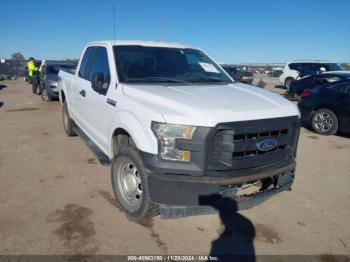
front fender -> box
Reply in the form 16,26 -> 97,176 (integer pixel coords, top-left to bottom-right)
107,111 -> 159,158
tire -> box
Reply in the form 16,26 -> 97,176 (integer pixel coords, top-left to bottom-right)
62,101 -> 76,137
111,140 -> 159,219
311,108 -> 338,135
41,88 -> 51,102
285,78 -> 294,90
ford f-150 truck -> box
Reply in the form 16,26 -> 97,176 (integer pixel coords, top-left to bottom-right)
58,40 -> 300,219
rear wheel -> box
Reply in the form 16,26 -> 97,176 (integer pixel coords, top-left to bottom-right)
311,108 -> 338,135
111,138 -> 159,219
285,78 -> 294,90
62,101 -> 76,136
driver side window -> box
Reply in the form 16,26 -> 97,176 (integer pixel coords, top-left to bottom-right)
88,47 -> 111,95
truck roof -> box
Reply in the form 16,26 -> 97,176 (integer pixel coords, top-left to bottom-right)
88,40 -> 195,49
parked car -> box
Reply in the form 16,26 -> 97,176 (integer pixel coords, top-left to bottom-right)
40,62 -> 76,101
269,68 -> 283,78
58,40 -> 300,219
288,71 -> 350,100
221,65 -> 254,84
298,79 -> 350,135
279,61 -> 342,89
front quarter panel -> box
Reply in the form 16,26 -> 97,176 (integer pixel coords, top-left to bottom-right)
107,91 -> 165,158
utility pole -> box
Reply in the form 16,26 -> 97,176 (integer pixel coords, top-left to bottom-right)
161,19 -> 166,41
113,0 -> 116,41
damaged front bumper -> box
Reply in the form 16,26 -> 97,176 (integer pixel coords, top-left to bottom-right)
146,160 -> 296,219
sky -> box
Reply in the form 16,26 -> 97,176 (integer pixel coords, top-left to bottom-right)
1,0 -> 349,63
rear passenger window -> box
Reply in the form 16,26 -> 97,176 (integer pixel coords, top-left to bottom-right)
289,63 -> 299,70
78,47 -> 94,79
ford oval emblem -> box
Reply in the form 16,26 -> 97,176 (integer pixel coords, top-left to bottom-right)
256,139 -> 278,152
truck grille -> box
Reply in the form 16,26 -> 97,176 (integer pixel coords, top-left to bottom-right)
207,116 -> 300,172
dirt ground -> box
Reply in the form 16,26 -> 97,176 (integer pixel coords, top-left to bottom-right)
0,79 -> 349,258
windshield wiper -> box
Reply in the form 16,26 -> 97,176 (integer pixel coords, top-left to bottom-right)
185,75 -> 229,83
125,77 -> 190,84
143,76 -> 190,83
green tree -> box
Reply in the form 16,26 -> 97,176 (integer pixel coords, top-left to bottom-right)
340,63 -> 350,71
11,52 -> 25,61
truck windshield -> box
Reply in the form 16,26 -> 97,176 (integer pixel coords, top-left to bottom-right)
113,46 -> 233,84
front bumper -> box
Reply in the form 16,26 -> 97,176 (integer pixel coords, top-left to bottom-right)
159,177 -> 293,219
147,150 -> 296,214
298,103 -> 313,121
141,116 -> 299,218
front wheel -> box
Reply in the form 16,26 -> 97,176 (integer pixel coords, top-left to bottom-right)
111,145 -> 159,219
41,88 -> 51,102
311,108 -> 338,135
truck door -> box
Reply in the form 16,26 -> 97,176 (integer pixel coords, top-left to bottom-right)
73,47 -> 95,133
81,46 -> 113,152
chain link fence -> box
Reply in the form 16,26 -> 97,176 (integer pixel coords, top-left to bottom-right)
0,59 -> 77,80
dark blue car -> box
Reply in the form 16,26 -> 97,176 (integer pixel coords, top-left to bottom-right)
298,79 -> 350,135
289,71 -> 350,100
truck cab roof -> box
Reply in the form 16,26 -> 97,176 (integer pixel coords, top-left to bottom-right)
88,40 -> 195,49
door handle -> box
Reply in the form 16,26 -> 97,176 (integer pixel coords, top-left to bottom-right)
79,89 -> 86,97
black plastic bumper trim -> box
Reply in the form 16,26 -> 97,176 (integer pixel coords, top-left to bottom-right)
159,181 -> 293,219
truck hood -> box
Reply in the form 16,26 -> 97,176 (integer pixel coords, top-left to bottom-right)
122,83 -> 299,127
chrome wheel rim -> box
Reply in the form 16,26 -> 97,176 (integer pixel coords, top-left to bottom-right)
313,112 -> 333,132
117,161 -> 142,207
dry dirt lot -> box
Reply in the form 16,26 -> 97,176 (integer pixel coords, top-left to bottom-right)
0,79 -> 349,259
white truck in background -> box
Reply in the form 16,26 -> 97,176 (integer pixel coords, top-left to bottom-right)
58,40 -> 300,219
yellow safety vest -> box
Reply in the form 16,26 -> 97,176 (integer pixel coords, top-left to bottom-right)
27,61 -> 38,77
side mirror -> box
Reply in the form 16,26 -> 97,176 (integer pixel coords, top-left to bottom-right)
91,72 -> 104,91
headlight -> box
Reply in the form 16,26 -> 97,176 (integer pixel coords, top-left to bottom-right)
152,122 -> 196,162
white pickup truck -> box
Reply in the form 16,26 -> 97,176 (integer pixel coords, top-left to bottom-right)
58,40 -> 300,219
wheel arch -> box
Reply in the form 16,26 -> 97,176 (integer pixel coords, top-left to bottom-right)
108,114 -> 158,158
111,128 -> 131,156
285,77 -> 295,85
59,90 -> 66,106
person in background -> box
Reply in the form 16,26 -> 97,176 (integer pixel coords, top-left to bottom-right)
27,57 -> 40,94
24,66 -> 29,82
27,57 -> 37,84
38,60 -> 46,94
39,60 -> 46,73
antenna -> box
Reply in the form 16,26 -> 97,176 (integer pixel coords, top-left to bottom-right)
113,0 -> 116,41
161,19 -> 166,41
